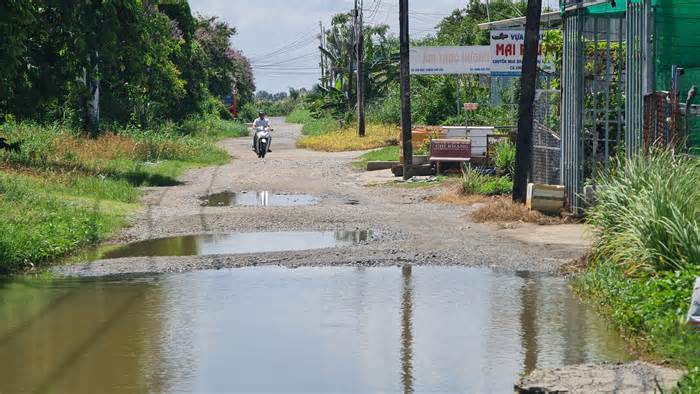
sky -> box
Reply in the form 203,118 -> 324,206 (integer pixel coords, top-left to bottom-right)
188,0 -> 559,94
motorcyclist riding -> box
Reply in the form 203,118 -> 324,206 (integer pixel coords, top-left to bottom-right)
252,111 -> 272,152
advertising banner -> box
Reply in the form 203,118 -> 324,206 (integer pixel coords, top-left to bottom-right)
490,30 -> 553,76
410,46 -> 491,75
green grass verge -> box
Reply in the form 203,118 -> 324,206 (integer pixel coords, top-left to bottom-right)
352,146 -> 400,169
0,117 -> 242,274
576,151 -> 700,391
574,263 -> 700,391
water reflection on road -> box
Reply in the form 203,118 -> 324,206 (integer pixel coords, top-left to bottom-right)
200,191 -> 319,207
0,267 -> 631,393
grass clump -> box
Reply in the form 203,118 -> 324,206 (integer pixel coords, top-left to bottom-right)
587,151 -> 699,274
352,146 -> 400,169
460,166 -> 512,196
576,150 -> 700,390
0,117 -> 242,274
297,124 -> 399,152
494,140 -> 516,176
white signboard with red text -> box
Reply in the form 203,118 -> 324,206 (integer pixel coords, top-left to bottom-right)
410,46 -> 491,75
490,30 -> 552,76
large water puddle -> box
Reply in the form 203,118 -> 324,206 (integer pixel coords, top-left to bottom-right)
98,230 -> 371,260
0,266 -> 631,393
200,191 -> 319,207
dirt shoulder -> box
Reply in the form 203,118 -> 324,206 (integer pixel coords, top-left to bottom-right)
55,118 -> 590,277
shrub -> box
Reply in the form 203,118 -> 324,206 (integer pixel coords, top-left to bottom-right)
461,166 -> 512,196
587,150 -> 700,274
286,107 -> 314,124
238,101 -> 258,122
578,150 -> 700,391
494,140 -> 516,176
366,95 -> 401,125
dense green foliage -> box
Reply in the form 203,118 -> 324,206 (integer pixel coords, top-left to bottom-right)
579,151 -> 700,390
250,88 -> 308,119
307,0 -> 526,129
0,1 -> 254,130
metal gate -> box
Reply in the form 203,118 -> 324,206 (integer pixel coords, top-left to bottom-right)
560,1 -> 653,213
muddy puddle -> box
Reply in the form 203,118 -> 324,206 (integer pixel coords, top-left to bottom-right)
95,230 -> 371,260
200,191 -> 319,207
0,266 -> 632,393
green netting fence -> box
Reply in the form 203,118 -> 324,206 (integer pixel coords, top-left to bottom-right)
654,0 -> 700,154
565,0 -> 700,154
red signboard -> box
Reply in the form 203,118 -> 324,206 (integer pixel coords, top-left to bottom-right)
464,102 -> 479,111
430,139 -> 472,160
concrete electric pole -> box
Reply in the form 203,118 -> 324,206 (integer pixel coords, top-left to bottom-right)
355,0 -> 366,137
399,0 -> 412,180
513,0 -> 543,203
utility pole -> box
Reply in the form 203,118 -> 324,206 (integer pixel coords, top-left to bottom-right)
356,0 -> 366,137
319,21 -> 326,88
399,0 -> 412,180
513,0 -> 543,203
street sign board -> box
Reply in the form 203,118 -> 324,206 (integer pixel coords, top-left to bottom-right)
430,139 -> 472,161
490,30 -> 553,76
410,46 -> 491,75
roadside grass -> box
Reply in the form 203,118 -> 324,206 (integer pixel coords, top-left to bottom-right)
0,117 -> 243,274
286,108 -> 339,136
460,166 -> 512,196
297,124 -> 400,152
352,145 -> 400,169
574,150 -> 700,390
285,107 -> 314,124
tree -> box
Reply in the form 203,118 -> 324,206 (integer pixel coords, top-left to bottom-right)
0,2 -> 254,129
195,15 -> 255,105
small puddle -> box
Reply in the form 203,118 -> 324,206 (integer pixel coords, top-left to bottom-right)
200,191 -> 319,207
98,230 -> 371,260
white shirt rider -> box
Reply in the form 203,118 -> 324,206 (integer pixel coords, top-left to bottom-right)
252,113 -> 272,151
253,117 -> 270,129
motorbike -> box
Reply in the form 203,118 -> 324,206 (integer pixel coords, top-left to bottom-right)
254,126 -> 272,158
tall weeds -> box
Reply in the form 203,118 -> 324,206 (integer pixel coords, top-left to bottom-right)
587,150 -> 700,274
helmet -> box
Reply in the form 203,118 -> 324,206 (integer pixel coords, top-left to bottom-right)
258,111 -> 265,116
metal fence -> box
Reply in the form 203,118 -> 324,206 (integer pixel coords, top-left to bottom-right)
560,3 -> 652,213
643,91 -> 681,150
532,89 -> 561,185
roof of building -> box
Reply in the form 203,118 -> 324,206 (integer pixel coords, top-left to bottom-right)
477,11 -> 563,31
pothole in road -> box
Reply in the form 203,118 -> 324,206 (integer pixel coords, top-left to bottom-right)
97,230 -> 372,260
200,191 -> 319,207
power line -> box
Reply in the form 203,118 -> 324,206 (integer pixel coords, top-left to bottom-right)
251,51 -> 318,67
247,28 -> 318,61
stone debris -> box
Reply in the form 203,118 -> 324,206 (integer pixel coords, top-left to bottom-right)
515,362 -> 685,394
